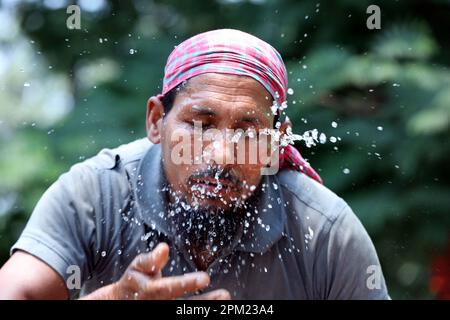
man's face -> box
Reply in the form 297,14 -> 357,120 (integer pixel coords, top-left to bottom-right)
149,73 -> 275,211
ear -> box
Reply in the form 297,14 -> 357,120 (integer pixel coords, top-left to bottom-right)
279,115 -> 292,136
146,96 -> 164,144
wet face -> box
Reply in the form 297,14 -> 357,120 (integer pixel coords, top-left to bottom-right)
146,73 -> 275,211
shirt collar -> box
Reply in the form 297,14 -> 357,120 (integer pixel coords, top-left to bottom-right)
134,144 -> 286,254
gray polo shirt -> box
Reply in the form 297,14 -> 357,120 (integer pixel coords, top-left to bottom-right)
11,138 -> 389,299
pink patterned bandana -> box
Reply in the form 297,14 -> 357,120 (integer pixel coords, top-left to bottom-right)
158,29 -> 323,184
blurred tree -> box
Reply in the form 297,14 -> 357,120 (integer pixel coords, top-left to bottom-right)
1,0 -> 449,299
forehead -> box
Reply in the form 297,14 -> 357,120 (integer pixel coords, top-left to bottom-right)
173,73 -> 274,117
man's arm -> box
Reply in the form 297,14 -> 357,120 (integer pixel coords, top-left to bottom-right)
0,244 -> 230,300
0,251 -> 69,299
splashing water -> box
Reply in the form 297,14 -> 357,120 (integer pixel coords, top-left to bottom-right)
305,227 -> 314,240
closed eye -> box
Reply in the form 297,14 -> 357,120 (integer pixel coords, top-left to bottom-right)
186,120 -> 214,130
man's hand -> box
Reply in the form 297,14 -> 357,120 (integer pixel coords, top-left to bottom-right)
82,243 -> 230,300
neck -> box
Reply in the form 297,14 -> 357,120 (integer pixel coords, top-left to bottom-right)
191,247 -> 218,271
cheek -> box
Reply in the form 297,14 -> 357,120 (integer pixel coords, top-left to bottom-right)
161,152 -> 192,196
237,164 -> 262,193
160,122 -> 192,190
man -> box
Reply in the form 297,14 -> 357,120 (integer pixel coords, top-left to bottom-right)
0,29 -> 389,299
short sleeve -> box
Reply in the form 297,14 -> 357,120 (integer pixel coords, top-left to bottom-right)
322,204 -> 390,299
10,162 -> 101,299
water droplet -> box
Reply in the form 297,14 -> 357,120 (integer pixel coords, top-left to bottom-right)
287,88 -> 294,95
331,121 -> 338,128
377,126 -> 383,131
23,82 -> 30,87
319,133 -> 327,144
129,48 -> 137,55
101,251 -> 106,257
343,168 -> 350,174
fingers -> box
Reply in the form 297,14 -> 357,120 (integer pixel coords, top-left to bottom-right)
143,272 -> 210,299
132,242 -> 170,276
125,243 -> 222,300
189,289 -> 231,300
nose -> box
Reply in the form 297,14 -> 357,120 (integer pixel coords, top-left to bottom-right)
203,129 -> 234,166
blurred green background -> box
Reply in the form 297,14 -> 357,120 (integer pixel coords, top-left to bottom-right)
1,0 -> 449,299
